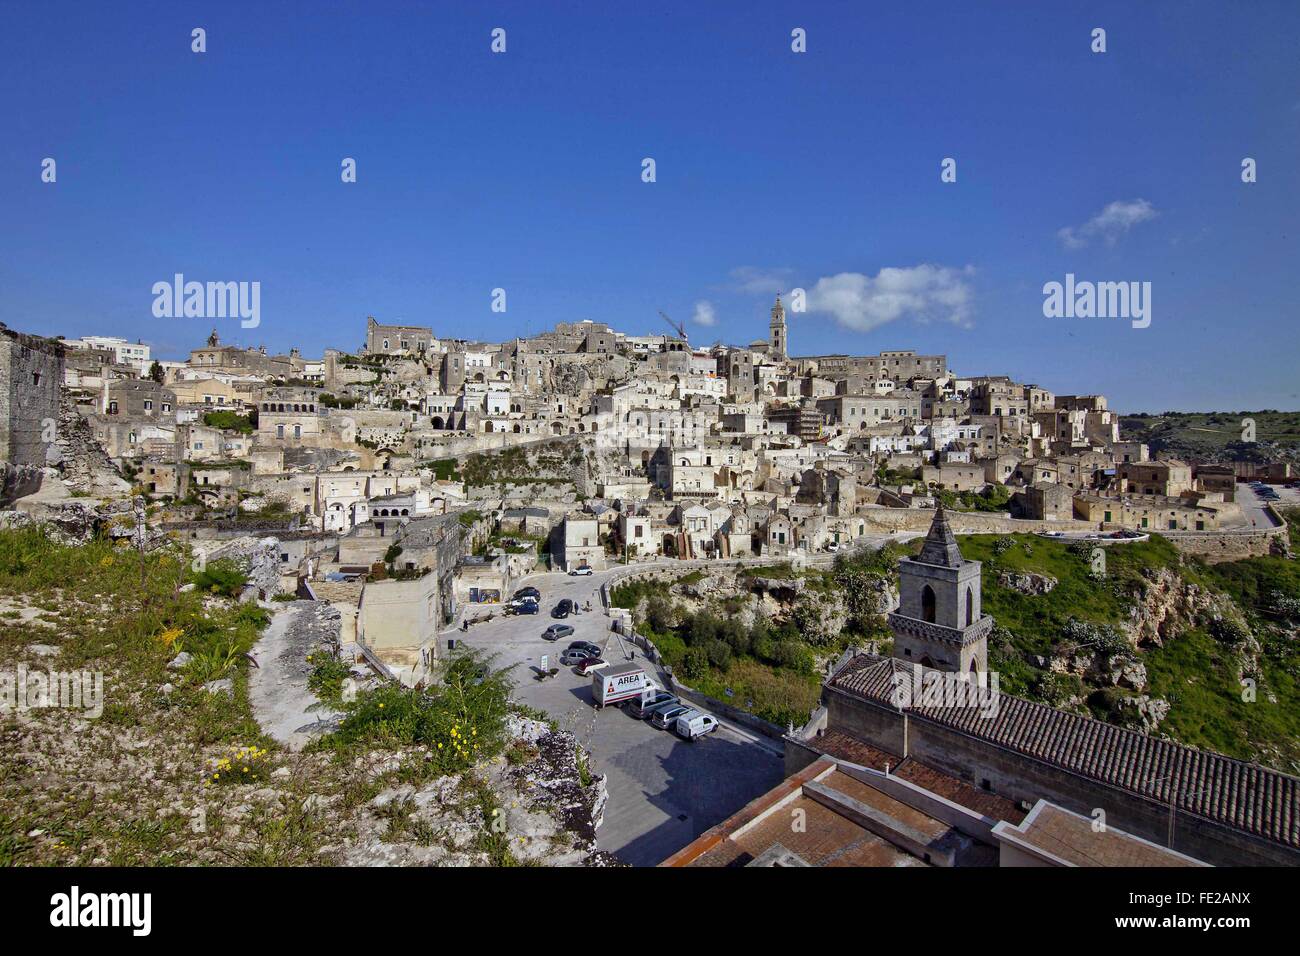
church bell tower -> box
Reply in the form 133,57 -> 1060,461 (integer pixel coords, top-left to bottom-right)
887,503 -> 991,673
770,294 -> 788,361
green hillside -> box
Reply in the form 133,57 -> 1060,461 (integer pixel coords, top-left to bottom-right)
1120,409 -> 1300,460
949,524 -> 1300,774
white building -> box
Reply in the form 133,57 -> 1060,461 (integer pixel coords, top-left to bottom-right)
61,335 -> 153,373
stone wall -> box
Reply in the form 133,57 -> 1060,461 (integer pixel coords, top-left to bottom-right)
0,326 -> 64,468
1164,526 -> 1289,564
857,506 -> 1093,535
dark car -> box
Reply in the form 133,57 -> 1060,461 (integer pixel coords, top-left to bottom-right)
559,647 -> 596,666
512,600 -> 539,615
514,586 -> 541,601
575,656 -> 607,676
567,640 -> 601,657
552,598 -> 575,619
542,624 -> 575,641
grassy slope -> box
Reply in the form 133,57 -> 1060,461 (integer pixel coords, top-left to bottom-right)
953,532 -> 1300,773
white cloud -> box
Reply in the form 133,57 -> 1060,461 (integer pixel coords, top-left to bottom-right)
804,265 -> 975,332
726,266 -> 793,295
692,300 -> 717,327
1057,199 -> 1158,249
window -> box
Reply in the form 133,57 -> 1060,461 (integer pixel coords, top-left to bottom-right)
921,585 -> 936,623
144,400 -> 153,411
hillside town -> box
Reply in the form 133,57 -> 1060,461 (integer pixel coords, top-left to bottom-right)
15,300 -> 1286,597
1,305 -> 1296,870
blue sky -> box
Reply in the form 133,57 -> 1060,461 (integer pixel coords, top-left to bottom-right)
1,0 -> 1297,412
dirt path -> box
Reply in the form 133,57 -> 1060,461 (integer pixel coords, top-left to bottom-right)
248,600 -> 344,751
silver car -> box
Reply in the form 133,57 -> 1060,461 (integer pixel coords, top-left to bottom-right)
650,704 -> 692,730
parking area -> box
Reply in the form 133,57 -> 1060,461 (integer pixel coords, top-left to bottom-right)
446,568 -> 786,866
1238,481 -> 1299,528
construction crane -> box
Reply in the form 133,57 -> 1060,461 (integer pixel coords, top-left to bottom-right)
658,310 -> 688,343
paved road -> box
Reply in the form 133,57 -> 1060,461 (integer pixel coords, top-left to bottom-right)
447,566 -> 787,866
1237,483 -> 1297,530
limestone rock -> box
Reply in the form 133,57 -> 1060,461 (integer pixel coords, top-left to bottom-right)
997,570 -> 1058,595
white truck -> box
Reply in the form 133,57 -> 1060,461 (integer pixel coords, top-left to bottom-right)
592,663 -> 657,708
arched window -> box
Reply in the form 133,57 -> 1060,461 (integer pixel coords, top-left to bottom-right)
921,585 -> 936,623
965,586 -> 975,627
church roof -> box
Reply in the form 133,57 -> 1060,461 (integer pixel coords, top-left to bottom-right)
830,655 -> 1300,851
914,501 -> 964,567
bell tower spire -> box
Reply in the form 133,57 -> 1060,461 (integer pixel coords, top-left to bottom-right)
769,293 -> 787,361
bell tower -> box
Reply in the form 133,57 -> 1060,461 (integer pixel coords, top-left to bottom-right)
887,502 -> 991,673
769,294 -> 788,361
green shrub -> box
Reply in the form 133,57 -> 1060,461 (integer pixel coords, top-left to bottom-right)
322,650 -> 513,773
190,558 -> 248,597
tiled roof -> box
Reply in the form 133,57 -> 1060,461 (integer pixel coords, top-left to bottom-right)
830,654 -> 1300,849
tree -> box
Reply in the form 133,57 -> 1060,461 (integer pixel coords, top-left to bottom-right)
148,360 -> 164,383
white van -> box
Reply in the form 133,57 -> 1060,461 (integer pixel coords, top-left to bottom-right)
673,710 -> 719,740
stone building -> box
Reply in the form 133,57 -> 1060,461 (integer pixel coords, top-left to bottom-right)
364,316 -> 433,356
887,503 -> 991,673
0,325 -> 64,468
257,386 -> 326,444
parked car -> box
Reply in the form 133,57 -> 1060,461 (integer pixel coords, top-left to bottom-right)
825,542 -> 839,552
552,599 -> 575,619
626,690 -> 678,719
568,565 -> 594,576
511,601 -> 539,615
542,624 -> 575,641
514,586 -> 541,601
576,656 -> 608,675
559,647 -> 596,666
673,710 -> 720,740
650,704 -> 692,730
567,640 -> 602,656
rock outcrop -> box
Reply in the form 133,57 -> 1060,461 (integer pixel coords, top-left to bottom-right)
997,570 -> 1058,595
